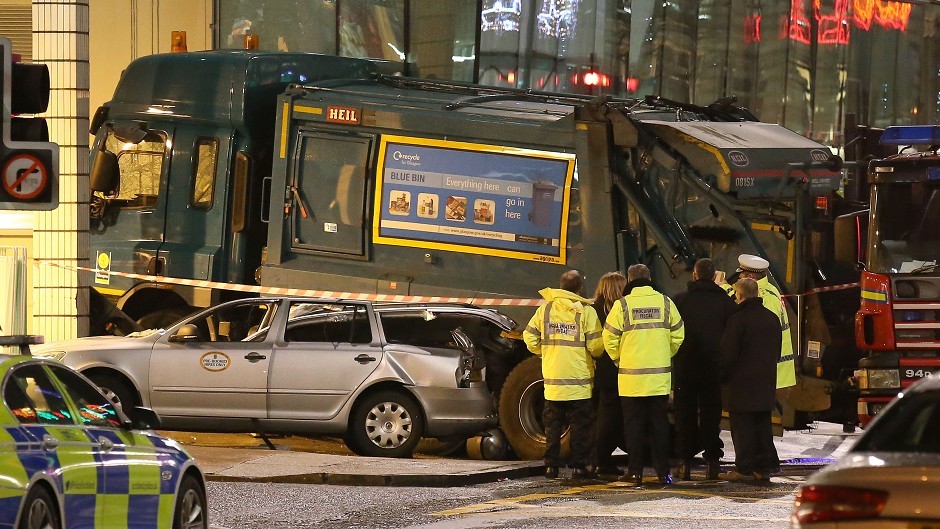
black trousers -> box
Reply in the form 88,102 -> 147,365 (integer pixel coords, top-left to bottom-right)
621,395 -> 670,477
674,377 -> 723,462
595,388 -> 624,469
729,411 -> 776,474
543,398 -> 595,467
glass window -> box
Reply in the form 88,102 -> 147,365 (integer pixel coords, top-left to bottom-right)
185,301 -> 278,343
408,0 -> 477,80
339,0 -> 405,61
100,130 -> 167,209
192,139 -> 219,210
380,312 -> 482,348
285,302 -> 372,343
3,364 -> 73,425
48,366 -> 121,428
854,390 -> 940,453
219,0 -> 337,53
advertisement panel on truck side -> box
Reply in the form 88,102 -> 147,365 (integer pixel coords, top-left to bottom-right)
373,135 -> 576,265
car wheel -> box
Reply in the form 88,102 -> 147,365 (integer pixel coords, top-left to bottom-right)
137,307 -> 192,330
173,475 -> 207,529
89,373 -> 138,414
347,390 -> 425,458
18,486 -> 60,529
498,356 -> 570,460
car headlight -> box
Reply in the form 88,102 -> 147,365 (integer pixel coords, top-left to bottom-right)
33,351 -> 67,362
857,368 -> 900,390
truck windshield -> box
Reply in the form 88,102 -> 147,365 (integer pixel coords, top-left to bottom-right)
98,130 -> 168,209
869,181 -> 940,273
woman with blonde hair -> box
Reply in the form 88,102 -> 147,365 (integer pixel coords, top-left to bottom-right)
592,271 -> 628,476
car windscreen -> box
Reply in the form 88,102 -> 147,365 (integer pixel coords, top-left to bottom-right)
854,390 -> 940,453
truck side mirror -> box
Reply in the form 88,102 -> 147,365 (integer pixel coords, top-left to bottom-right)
90,149 -> 119,193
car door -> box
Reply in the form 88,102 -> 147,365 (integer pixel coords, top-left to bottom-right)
148,299 -> 277,418
268,300 -> 382,420
4,363 -> 102,529
47,364 -> 172,529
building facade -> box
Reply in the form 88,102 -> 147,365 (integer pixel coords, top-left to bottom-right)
218,0 -> 940,147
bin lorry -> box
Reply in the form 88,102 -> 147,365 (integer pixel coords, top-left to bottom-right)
850,125 -> 940,426
86,49 -> 866,458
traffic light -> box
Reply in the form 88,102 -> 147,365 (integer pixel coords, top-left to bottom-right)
0,37 -> 58,210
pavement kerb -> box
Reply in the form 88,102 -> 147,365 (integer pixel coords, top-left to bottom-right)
204,463 -> 545,487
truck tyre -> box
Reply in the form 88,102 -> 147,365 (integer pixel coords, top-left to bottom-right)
498,356 -> 569,460
346,390 -> 425,458
136,307 -> 193,330
173,474 -> 207,529
88,373 -> 138,414
18,485 -> 60,529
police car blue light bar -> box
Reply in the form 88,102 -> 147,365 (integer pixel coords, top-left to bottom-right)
879,125 -> 940,145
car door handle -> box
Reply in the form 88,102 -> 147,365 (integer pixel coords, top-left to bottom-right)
244,352 -> 267,363
354,354 -> 376,364
98,437 -> 114,452
41,434 -> 58,450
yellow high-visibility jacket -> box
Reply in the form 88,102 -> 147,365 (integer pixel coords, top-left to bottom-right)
603,285 -> 684,397
524,288 -> 605,401
721,277 -> 796,388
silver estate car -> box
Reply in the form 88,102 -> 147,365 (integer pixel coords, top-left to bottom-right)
34,297 -> 514,458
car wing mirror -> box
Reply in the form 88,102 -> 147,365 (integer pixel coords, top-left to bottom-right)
169,323 -> 200,342
127,406 -> 161,430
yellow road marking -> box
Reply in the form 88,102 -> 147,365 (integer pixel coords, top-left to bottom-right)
433,482 -> 794,517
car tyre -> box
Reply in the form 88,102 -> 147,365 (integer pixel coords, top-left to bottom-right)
89,373 -> 138,415
498,356 -> 569,460
173,474 -> 207,529
347,390 -> 425,458
18,485 -> 60,529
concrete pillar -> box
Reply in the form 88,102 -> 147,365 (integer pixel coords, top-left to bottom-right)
31,0 -> 89,340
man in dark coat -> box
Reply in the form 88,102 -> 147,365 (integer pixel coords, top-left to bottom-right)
718,278 -> 782,482
674,258 -> 737,480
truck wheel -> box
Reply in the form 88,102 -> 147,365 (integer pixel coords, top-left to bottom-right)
498,356 -> 569,460
137,307 -> 192,330
89,373 -> 138,414
347,390 -> 425,458
18,486 -> 60,529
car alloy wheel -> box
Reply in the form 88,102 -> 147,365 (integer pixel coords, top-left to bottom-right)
173,475 -> 207,529
365,401 -> 414,449
19,486 -> 60,529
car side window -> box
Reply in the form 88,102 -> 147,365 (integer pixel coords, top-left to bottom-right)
3,364 -> 74,425
186,301 -> 278,342
380,312 -> 479,348
285,302 -> 372,344
48,366 -> 121,428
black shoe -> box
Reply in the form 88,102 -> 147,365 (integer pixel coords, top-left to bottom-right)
545,466 -> 558,479
596,466 -> 621,477
570,466 -> 596,479
620,473 -> 643,486
706,460 -> 721,480
657,474 -> 673,486
676,460 -> 691,480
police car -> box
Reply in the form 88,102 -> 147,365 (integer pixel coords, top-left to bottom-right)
0,353 -> 206,529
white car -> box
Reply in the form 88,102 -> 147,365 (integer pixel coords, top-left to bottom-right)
792,376 -> 940,527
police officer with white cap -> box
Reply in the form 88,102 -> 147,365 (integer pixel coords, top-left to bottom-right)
721,254 -> 796,391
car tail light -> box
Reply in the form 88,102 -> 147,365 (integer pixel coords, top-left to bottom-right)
792,485 -> 889,524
